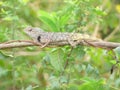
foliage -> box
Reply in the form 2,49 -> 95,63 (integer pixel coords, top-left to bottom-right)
0,0 -> 120,90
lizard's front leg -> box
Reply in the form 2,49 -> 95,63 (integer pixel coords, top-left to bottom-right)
37,35 -> 52,48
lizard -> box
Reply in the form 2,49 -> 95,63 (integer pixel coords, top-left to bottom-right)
24,26 -> 101,48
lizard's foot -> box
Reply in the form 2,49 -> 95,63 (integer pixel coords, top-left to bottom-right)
40,39 -> 51,48
24,41 -> 49,48
40,41 -> 50,48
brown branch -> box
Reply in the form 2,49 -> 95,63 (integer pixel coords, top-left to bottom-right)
0,40 -> 120,50
0,42 -> 34,49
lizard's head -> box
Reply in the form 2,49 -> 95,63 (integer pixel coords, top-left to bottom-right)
24,26 -> 44,39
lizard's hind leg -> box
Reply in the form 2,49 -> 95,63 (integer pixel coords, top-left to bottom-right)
68,39 -> 80,48
82,40 -> 98,47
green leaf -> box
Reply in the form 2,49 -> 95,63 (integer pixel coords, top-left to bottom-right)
60,14 -> 71,27
59,76 -> 68,83
110,60 -> 116,64
114,46 -> 120,55
94,7 -> 107,16
114,46 -> 120,59
49,48 -> 64,71
86,64 -> 94,74
68,84 -> 79,90
71,46 -> 85,60
58,5 -> 73,28
79,77 -> 106,90
26,85 -> 33,90
49,76 -> 60,89
0,67 -> 8,77
0,1 -> 4,5
38,10 -> 58,32
0,51 -> 13,59
39,16 -> 58,31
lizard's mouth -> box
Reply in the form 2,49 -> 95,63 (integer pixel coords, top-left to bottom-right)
28,28 -> 32,32
73,40 -> 78,42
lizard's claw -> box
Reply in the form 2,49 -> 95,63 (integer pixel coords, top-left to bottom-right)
40,39 -> 51,48
68,39 -> 80,48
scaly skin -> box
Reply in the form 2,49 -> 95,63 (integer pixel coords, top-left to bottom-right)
24,27 -> 101,46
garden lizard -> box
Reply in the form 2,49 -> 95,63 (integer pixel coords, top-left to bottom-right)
24,26 -> 101,47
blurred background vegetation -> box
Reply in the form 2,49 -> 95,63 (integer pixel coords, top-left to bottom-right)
0,0 -> 120,90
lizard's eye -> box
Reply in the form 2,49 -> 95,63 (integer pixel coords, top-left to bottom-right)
28,28 -> 32,32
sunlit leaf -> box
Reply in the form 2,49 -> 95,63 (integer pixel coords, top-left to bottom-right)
116,5 -> 120,13
3,17 -> 12,21
79,77 -> 106,90
0,1 -> 4,5
0,51 -> 13,59
1,8 -> 6,13
38,10 -> 58,31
